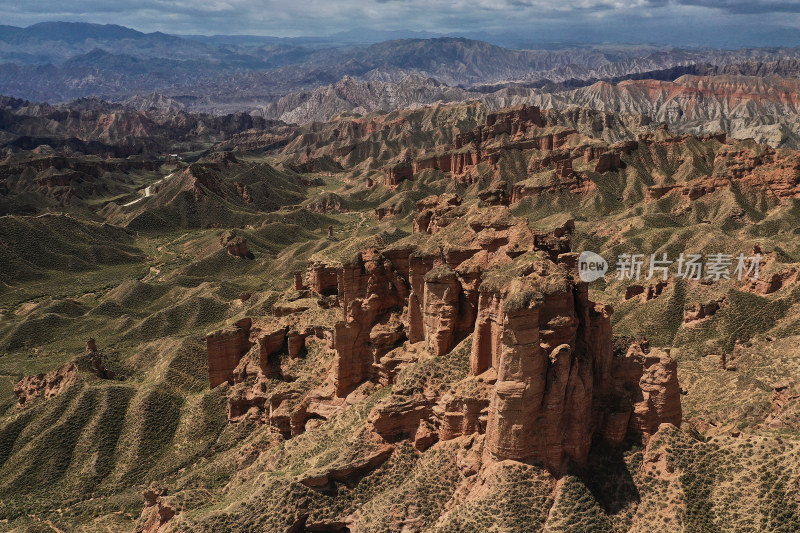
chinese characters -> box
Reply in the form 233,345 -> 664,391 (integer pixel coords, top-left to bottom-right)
613,252 -> 760,281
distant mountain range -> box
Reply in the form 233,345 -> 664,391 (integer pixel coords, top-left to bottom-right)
2,22 -> 799,106
2,22 -> 800,148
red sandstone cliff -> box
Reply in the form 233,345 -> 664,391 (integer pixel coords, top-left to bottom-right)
205,199 -> 682,475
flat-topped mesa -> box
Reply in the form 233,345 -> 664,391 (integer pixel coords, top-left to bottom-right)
472,266 -> 680,474
476,272 -> 603,472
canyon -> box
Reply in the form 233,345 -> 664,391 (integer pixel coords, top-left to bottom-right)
2,79 -> 800,532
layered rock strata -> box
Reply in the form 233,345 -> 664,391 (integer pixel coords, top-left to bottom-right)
206,200 -> 682,474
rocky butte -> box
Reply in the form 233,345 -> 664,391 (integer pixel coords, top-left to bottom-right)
205,197 -> 682,476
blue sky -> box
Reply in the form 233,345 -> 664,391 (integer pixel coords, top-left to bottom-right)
2,0 -> 799,47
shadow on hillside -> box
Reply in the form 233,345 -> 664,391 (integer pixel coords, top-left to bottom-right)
578,438 -> 642,514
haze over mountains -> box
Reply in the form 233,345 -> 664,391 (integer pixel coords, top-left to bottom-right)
3,22 -> 800,150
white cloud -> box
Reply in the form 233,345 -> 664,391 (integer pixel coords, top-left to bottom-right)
0,0 -> 797,43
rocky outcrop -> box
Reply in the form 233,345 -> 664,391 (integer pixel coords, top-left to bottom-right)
479,274 -> 596,473
413,193 -> 462,234
608,341 -> 682,440
204,201 -> 682,475
219,230 -> 253,259
593,151 -> 623,173
136,485 -> 175,533
510,171 -> 594,203
434,382 -> 490,442
422,266 -> 461,357
743,267 -> 799,294
375,205 -> 402,220
306,261 -> 340,295
333,249 -> 409,396
14,362 -> 77,406
369,395 -> 436,444
206,318 -> 253,388
765,379 -> 800,429
413,153 -> 452,174
477,181 -> 510,206
376,105 -> 586,189
625,281 -> 669,301
382,162 -> 413,188
14,340 -> 114,406
298,444 -> 395,491
684,298 -> 725,324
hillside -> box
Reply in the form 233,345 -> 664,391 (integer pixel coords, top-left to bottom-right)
0,100 -> 798,532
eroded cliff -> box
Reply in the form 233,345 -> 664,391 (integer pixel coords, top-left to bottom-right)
206,199 -> 682,476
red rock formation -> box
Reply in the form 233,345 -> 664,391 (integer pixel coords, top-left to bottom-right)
333,249 -> 409,395
413,153 -> 452,175
298,444 -> 395,490
609,341 -> 682,440
555,159 -> 573,179
86,337 -> 97,352
451,148 -> 480,175
743,267 -> 799,294
14,362 -> 77,406
406,254 -> 436,343
375,205 -> 402,220
257,325 -> 288,376
14,348 -> 114,406
306,262 -> 339,295
413,193 -> 462,234
468,264 -> 678,472
219,231 -> 251,258
136,486 -> 175,533
684,298 -> 724,324
206,318 -> 253,388
287,330 -> 307,358
593,151 -> 622,173
435,387 -> 489,441
206,201 -> 683,474
477,181 -> 510,206
647,185 -> 680,202
369,394 -> 436,443
423,266 -> 461,357
471,289 -> 504,376
480,275 -> 597,473
382,162 -> 413,187
510,172 -> 595,203
625,281 -> 669,301
765,380 -> 800,429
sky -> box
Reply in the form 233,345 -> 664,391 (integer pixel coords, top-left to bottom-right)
2,0 -> 799,47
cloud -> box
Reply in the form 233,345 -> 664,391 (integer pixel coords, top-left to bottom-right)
676,0 -> 800,14
0,0 -> 797,45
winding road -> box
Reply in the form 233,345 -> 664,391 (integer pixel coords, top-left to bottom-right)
122,172 -> 176,207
